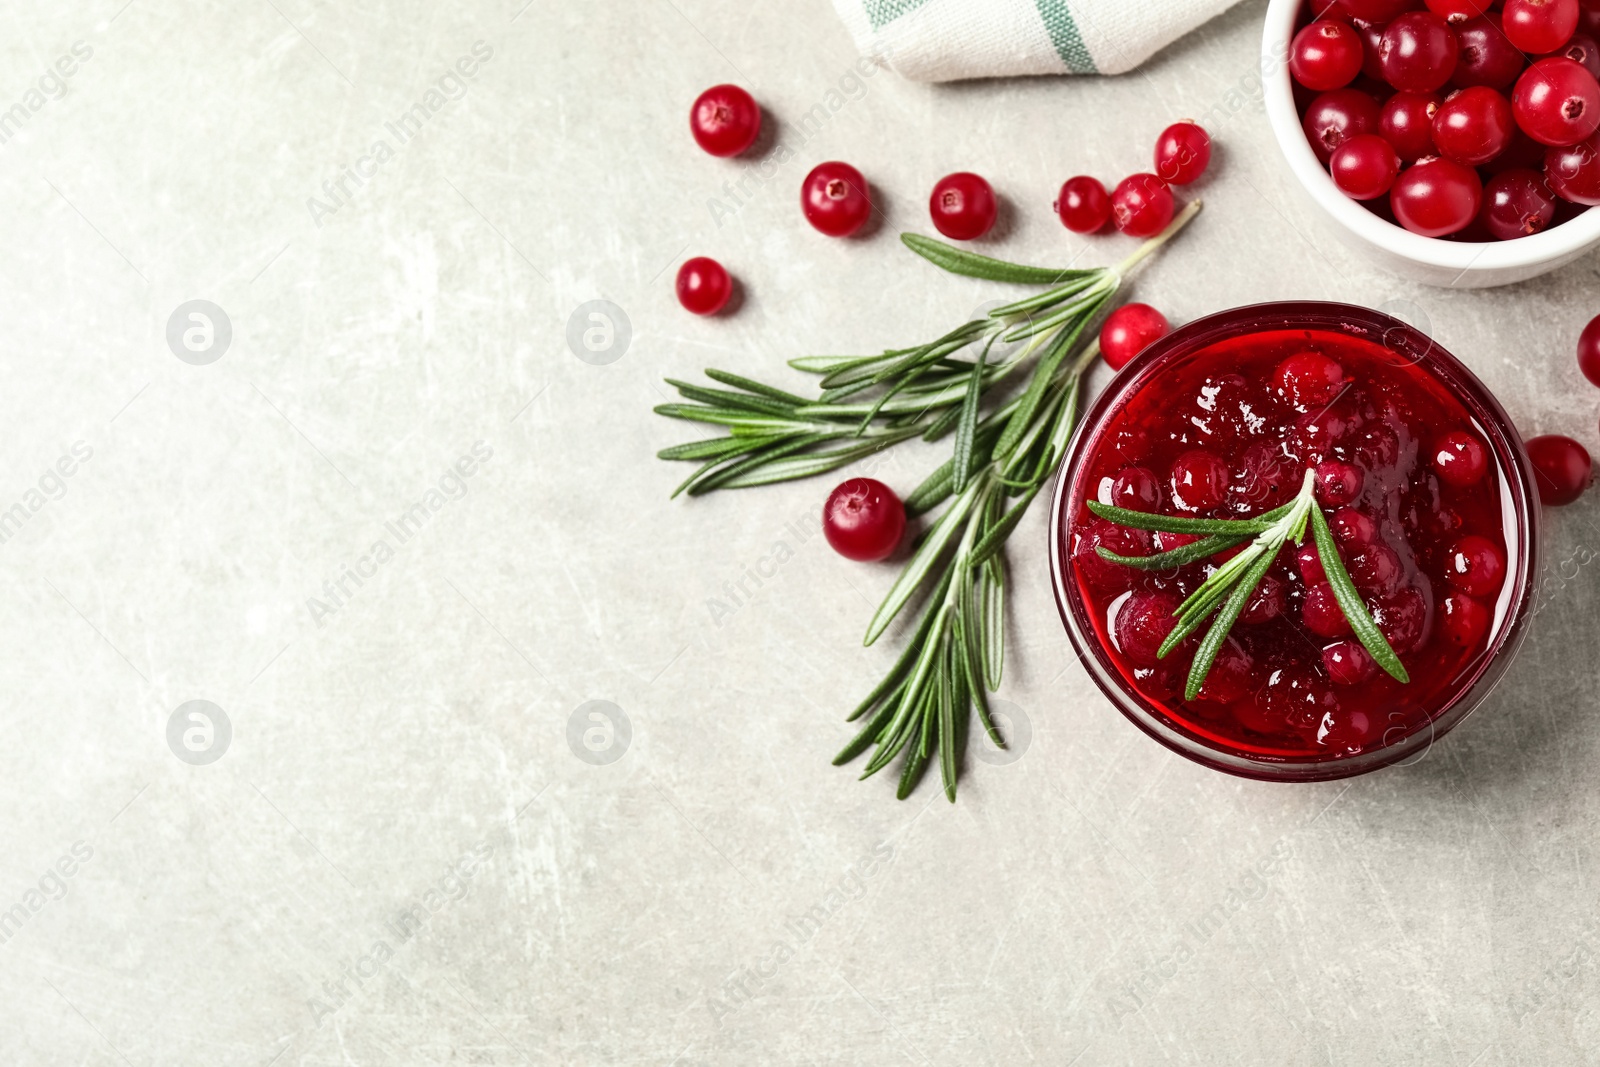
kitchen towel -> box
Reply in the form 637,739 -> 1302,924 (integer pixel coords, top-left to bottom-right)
832,0 -> 1249,81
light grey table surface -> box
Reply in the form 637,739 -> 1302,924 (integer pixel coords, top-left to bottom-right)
3,0 -> 1600,1064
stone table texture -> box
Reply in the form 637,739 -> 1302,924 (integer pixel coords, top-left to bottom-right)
2,0 -> 1598,1063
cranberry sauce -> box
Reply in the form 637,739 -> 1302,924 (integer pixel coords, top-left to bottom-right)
1068,326 -> 1510,761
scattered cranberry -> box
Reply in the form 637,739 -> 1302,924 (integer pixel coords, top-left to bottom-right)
1303,582 -> 1354,637
1381,92 -> 1443,161
1114,590 -> 1184,666
1316,460 -> 1366,506
1110,174 -> 1175,237
1292,21 -> 1368,91
1323,639 -> 1379,685
1481,168 -> 1559,238
1545,129 -> 1600,201
675,257 -> 733,315
1169,449 -> 1229,511
1433,86 -> 1516,165
822,478 -> 905,561
1527,433 -> 1593,504
1577,312 -> 1600,385
1332,133 -> 1402,198
1100,303 -> 1171,370
1433,429 -> 1489,486
689,84 -> 761,157
1503,0 -> 1581,54
1109,465 -> 1163,511
1379,12 -> 1461,94
1304,88 -> 1384,161
1445,534 -> 1507,594
1391,157 -> 1484,236
800,162 -> 872,237
1440,591 -> 1491,646
1275,351 -> 1346,407
1154,122 -> 1212,184
1512,57 -> 1600,146
1452,16 -> 1526,91
1056,176 -> 1112,233
928,172 -> 997,240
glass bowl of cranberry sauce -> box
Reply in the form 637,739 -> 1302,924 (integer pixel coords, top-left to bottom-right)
1048,302 -> 1540,782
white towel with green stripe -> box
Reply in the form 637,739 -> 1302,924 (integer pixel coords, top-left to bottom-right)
832,0 -> 1246,81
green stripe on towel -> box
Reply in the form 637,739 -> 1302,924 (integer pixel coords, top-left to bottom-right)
864,0 -> 934,30
1035,0 -> 1096,73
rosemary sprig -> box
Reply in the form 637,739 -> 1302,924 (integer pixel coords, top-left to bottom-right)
1086,468 -> 1409,700
655,201 -> 1203,801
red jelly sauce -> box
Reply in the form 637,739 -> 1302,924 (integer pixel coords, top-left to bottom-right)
1067,325 -> 1512,762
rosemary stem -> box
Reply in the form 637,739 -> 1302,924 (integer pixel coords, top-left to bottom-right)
1109,199 -> 1204,283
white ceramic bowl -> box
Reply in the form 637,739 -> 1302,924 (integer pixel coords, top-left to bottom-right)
1261,0 -> 1600,288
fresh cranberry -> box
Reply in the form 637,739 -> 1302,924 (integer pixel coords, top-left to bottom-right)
1380,12 -> 1462,93
1111,174 -> 1175,237
1293,20 -> 1368,91
1195,638 -> 1255,703
1503,0 -> 1581,53
1304,88 -> 1384,161
1374,585 -> 1430,652
1304,582 -> 1355,637
1242,574 -> 1286,623
1512,57 -> 1600,146
1322,639 -> 1379,685
1316,706 -> 1381,751
1169,449 -> 1230,511
1056,176 -> 1111,233
1432,86 -> 1515,165
1101,303 -> 1171,370
801,162 -> 872,237
1390,158 -> 1484,235
689,84 -> 761,157
1109,465 -> 1163,511
1445,534 -> 1507,594
1381,92 -> 1443,161
675,257 -> 733,315
1548,32 -> 1600,79
1452,16 -> 1526,91
1316,460 -> 1366,506
1527,433 -> 1593,504
1578,313 -> 1600,385
1074,519 -> 1154,592
1357,19 -> 1390,81
928,172 -> 997,240
1488,128 -> 1551,173
1275,351 -> 1346,407
1545,129 -> 1600,202
1481,169 -> 1559,238
1260,666 -> 1342,736
1330,507 -> 1379,545
1427,0 -> 1494,18
823,478 -> 905,561
1114,590 -> 1184,666
1298,541 -> 1328,585
1439,591 -> 1491,646
1332,133 -> 1402,198
1154,122 -> 1212,184
1432,429 -> 1489,486
1350,542 -> 1405,595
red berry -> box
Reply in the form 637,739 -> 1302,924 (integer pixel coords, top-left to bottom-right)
801,162 -> 872,237
675,256 -> 733,315
1110,173 -> 1175,237
690,85 -> 761,157
928,172 -> 997,240
1260,665 -> 1341,737
1503,0 -> 1580,53
1433,429 -> 1489,486
1357,19 -> 1389,82
1316,460 -> 1366,506
823,478 -> 905,561
1114,590 -> 1185,667
1391,158 -> 1484,236
1374,586 -> 1431,652
1452,16 -> 1526,91
1381,92 -> 1443,161
1074,519 -> 1154,593
1427,0 -> 1494,18
1316,705 -> 1381,752
1056,176 -> 1112,233
1194,638 -> 1254,703
1527,433 -> 1593,504
1512,57 -> 1600,146
1545,129 -> 1600,201
1304,582 -> 1355,637
1480,168 -> 1558,239
1350,542 -> 1404,596
1169,449 -> 1229,512
1440,591 -> 1491,647
1578,313 -> 1600,385
1432,86 -> 1515,164
1108,465 -> 1163,511
1275,351 -> 1346,407
1241,574 -> 1286,624
1445,534 -> 1507,595
1304,88 -> 1384,161
1292,21 -> 1368,91
1546,32 -> 1600,79
1153,122 -> 1212,184
1332,133 -> 1402,198
1322,639 -> 1379,685
1379,12 -> 1461,93
1100,303 -> 1171,370
1330,508 -> 1379,545
1297,541 -> 1328,585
